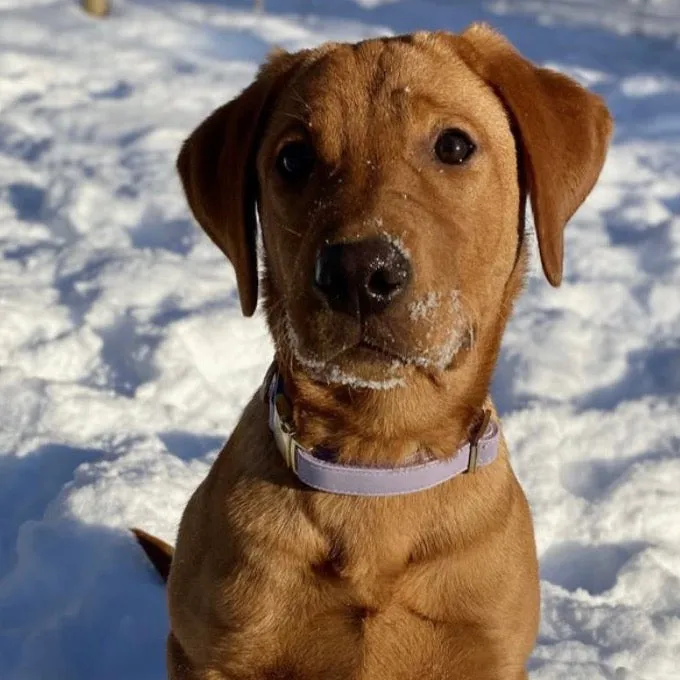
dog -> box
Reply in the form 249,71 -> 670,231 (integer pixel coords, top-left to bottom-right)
135,24 -> 612,679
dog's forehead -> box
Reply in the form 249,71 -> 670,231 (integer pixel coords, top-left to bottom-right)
292,35 -> 479,104
272,34 -> 505,154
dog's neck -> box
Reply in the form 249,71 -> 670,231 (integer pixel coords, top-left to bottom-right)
274,353 -> 493,466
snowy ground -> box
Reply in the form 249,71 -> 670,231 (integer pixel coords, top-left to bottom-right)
0,1 -> 679,678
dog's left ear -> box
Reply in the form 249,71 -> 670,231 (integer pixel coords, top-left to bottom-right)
177,50 -> 303,316
456,24 -> 613,286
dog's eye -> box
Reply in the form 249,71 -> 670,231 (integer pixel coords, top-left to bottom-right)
276,141 -> 315,181
434,129 -> 476,165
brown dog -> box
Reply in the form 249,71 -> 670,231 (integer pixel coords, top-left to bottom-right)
135,24 -> 612,680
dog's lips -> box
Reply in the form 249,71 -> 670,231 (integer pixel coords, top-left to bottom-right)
285,314 -> 406,388
355,338 -> 409,366
306,343 -> 408,390
354,321 -> 473,373
285,306 -> 472,389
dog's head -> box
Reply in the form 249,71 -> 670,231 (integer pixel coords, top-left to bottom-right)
177,25 -> 611,445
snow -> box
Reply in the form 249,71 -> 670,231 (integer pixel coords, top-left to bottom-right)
409,291 -> 441,321
0,0 -> 678,678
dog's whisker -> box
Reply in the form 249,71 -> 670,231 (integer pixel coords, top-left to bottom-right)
289,86 -> 312,114
280,110 -> 309,126
282,225 -> 303,238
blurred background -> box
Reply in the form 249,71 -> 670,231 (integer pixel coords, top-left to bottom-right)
0,1 -> 678,679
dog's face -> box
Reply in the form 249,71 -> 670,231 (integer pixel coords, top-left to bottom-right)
178,25 -> 612,405
256,36 -> 521,388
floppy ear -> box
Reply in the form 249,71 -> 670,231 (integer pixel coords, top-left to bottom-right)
177,52 -> 301,316
457,24 -> 613,286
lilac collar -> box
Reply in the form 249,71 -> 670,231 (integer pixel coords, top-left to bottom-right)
263,365 -> 500,497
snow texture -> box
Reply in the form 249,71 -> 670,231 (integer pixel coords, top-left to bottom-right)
0,1 -> 679,679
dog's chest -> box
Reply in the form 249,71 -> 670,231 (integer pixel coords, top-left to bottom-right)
204,465 -> 528,679
301,496 -> 465,614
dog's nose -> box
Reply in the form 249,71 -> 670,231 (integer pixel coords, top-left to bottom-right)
313,237 -> 411,316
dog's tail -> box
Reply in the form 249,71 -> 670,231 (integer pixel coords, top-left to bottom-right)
132,528 -> 173,583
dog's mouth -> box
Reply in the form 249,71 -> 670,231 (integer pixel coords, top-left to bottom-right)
356,338 -> 408,363
284,317 -> 404,389
285,314 -> 473,390
354,329 -> 472,372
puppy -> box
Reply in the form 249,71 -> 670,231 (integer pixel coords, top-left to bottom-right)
136,24 -> 612,680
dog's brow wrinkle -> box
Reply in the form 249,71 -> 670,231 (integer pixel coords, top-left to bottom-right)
369,49 -> 392,100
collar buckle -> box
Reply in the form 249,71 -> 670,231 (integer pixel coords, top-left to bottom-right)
273,392 -> 298,471
467,409 -> 492,473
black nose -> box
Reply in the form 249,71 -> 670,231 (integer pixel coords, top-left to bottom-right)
313,237 -> 411,316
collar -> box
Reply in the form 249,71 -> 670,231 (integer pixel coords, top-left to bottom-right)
262,363 -> 500,497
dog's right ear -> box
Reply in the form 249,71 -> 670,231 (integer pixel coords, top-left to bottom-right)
177,51 -> 302,317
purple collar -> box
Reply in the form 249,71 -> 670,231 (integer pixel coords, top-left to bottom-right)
263,365 -> 500,497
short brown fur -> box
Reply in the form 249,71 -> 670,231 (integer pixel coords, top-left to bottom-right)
145,24 -> 612,680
